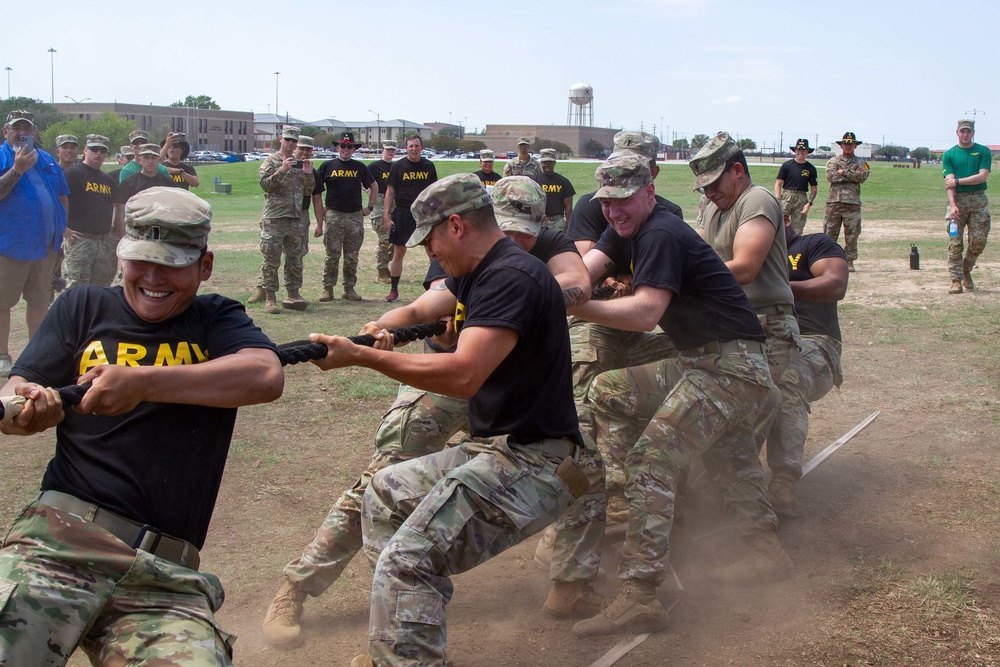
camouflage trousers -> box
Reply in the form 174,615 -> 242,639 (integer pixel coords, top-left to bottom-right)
323,210 -> 365,290
296,209 -> 312,262
770,335 -> 843,480
755,312 -> 802,473
371,194 -> 392,273
543,214 -> 567,233
824,202 -> 862,261
780,190 -> 810,235
361,436 -> 576,666
257,216 -> 303,292
0,495 -> 233,666
283,384 -> 469,596
948,191 -> 991,281
590,345 -> 777,583
63,234 -> 117,289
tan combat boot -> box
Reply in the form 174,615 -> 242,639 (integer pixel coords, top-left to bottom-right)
949,280 -> 963,294
248,287 -> 266,303
711,530 -> 793,585
605,494 -> 629,526
262,580 -> 307,646
264,291 -> 281,314
962,270 -> 975,291
342,287 -> 363,302
318,288 -> 334,302
376,268 -> 391,284
544,579 -> 606,619
533,524 -> 556,568
847,260 -> 856,273
768,473 -> 799,518
572,579 -> 669,637
282,289 -> 308,311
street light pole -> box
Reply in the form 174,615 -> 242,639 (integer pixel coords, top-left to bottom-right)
368,109 -> 380,146
4,67 -> 10,98
274,71 -> 280,115
64,95 -> 90,104
48,48 -> 56,103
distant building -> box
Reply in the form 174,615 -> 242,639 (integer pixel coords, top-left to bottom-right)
253,115 -> 431,148
482,124 -> 621,157
53,102 -> 254,153
254,113 -> 307,149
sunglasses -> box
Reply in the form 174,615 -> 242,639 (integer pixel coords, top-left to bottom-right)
283,137 -> 298,142
88,146 -> 109,153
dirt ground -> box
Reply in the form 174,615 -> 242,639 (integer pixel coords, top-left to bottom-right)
5,217 -> 1000,666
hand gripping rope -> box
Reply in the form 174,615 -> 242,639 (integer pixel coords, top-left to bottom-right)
0,322 -> 446,426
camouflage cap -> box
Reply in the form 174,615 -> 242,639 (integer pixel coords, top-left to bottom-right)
120,145 -> 134,158
594,153 -> 652,199
137,143 -> 160,156
297,135 -> 315,148
516,136 -> 531,146
128,129 -> 149,144
85,134 -> 109,150
118,187 -> 212,267
612,130 -> 660,161
957,119 -> 974,131
836,131 -> 861,146
382,140 -> 397,150
480,149 -> 496,161
5,110 -> 34,127
493,176 -> 546,236
539,148 -> 557,163
689,131 -> 740,190
406,173 -> 493,247
55,134 -> 78,147
281,125 -> 300,140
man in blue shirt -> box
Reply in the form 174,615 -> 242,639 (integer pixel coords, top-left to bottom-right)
0,110 -> 69,378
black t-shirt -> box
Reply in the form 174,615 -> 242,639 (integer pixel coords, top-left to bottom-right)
164,161 -> 197,191
302,169 -> 323,211
387,157 -> 437,207
444,238 -> 581,445
367,159 -> 394,195
64,163 -> 116,235
595,203 -> 765,351
530,226 -> 578,262
11,287 -> 278,548
317,158 -> 374,212
776,159 -> 818,192
474,169 -> 501,187
787,233 -> 845,340
107,168 -> 123,183
116,172 -> 178,204
569,191 -> 684,243
533,171 -> 576,217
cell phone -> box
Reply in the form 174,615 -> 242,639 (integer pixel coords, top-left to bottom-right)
22,136 -> 34,153
293,160 -> 304,169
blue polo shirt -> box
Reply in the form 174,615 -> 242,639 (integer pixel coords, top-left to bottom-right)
0,141 -> 69,260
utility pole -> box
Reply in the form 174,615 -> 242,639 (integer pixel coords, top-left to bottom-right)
4,67 -> 10,98
48,48 -> 56,103
964,108 -> 986,119
274,71 -> 280,116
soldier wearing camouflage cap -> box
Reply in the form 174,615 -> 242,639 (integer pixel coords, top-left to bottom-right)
690,131 -> 805,517
115,145 -> 179,229
367,141 -> 398,284
942,118 -> 991,294
502,136 -> 542,178
119,130 -> 170,184
0,185 -> 283,666
55,134 -> 79,170
531,148 -> 576,232
301,170 -> 594,665
823,131 -> 870,271
62,134 -> 121,289
474,149 -> 501,187
564,151 -> 790,637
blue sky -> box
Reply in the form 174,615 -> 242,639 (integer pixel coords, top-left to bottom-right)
4,0 -> 995,150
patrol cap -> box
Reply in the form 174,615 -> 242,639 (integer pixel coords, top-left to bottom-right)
689,131 -> 740,190
85,134 -> 109,150
55,134 -> 78,147
516,136 -> 531,146
281,125 -> 300,140
612,130 -> 660,161
836,131 -> 862,146
118,187 -> 212,267
5,109 -> 34,126
594,153 -> 652,199
137,143 -> 160,156
792,138 -> 814,153
297,135 -> 315,148
493,176 -> 546,236
480,149 -> 495,161
120,145 -> 134,158
382,140 -> 397,150
957,119 -> 974,131
539,148 -> 557,163
129,129 -> 149,144
407,173 -> 493,247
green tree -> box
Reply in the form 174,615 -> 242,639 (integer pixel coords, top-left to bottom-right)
672,138 -> 689,149
909,147 -> 931,165
458,139 -> 487,153
427,135 -> 459,152
169,95 -> 221,110
584,139 -> 606,158
533,139 -> 573,155
875,145 -> 909,161
736,138 -> 757,152
40,112 -> 138,154
819,146 -> 832,152
690,134 -> 710,150
0,97 -> 66,139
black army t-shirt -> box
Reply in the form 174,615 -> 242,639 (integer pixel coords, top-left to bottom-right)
317,158 -> 375,212
533,171 -> 576,217
116,172 -> 178,203
787,233 -> 845,341
165,161 -> 197,190
474,169 -> 501,187
368,159 -> 393,195
64,163 -> 116,235
776,159 -> 818,192
569,191 -> 684,243
387,157 -> 437,207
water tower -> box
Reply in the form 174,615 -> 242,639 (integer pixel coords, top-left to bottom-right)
567,82 -> 594,127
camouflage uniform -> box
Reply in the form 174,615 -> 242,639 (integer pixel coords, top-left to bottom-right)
780,190 -> 810,235
947,191 -> 991,281
371,192 -> 393,274
257,152 -> 305,291
502,156 -> 542,178
824,153 -> 869,262
362,437 -> 576,666
769,335 -> 843,478
543,214 -> 566,233
63,234 -> 117,289
0,496 -> 233,666
322,210 -> 365,291
590,345 -> 777,582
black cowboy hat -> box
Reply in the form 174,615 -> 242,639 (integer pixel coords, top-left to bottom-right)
337,131 -> 361,148
160,138 -> 191,161
790,138 -> 814,153
836,132 -> 862,146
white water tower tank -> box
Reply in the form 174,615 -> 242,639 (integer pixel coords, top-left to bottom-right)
567,83 -> 594,126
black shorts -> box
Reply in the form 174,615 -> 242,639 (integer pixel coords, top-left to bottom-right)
389,207 -> 416,246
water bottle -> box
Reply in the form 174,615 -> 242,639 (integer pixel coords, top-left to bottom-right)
948,219 -> 959,238
909,244 -> 920,270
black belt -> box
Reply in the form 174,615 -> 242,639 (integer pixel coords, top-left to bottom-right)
696,339 -> 766,356
39,490 -> 200,570
756,304 -> 793,317
527,438 -> 577,460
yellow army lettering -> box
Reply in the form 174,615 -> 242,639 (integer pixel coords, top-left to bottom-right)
402,171 -> 430,180
788,253 -> 802,271
541,184 -> 563,193
453,301 -> 466,332
329,169 -> 360,178
84,181 -> 113,195
79,341 -> 210,374
172,174 -> 184,184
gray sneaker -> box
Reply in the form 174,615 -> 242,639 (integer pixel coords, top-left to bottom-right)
0,354 -> 12,379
